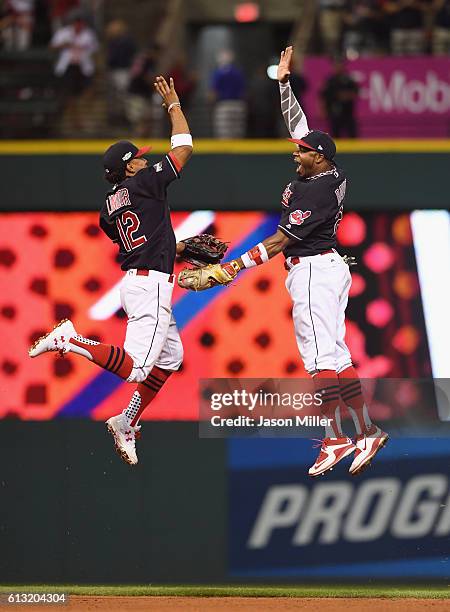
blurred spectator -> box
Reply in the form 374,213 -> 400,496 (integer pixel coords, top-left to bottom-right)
321,59 -> 359,137
50,9 -> 98,129
1,0 -> 35,51
126,45 -> 159,137
79,0 -> 103,31
105,19 -> 136,126
47,0 -> 79,33
319,0 -> 347,56
168,54 -> 196,109
431,0 -> 450,53
383,1 -> 429,55
247,63 -> 278,137
209,50 -> 246,139
343,0 -> 388,55
289,64 -> 308,108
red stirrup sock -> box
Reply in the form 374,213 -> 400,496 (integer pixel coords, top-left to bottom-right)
338,365 -> 373,434
123,367 -> 173,426
69,335 -> 133,380
312,370 -> 344,438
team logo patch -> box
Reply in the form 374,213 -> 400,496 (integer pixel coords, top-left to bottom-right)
153,162 -> 163,172
289,209 -> 311,225
122,151 -> 133,161
281,183 -> 293,207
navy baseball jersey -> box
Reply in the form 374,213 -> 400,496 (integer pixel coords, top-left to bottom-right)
100,153 -> 180,273
278,166 -> 347,258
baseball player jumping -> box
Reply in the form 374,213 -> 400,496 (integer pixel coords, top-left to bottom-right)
29,76 -> 192,466
179,47 -> 388,477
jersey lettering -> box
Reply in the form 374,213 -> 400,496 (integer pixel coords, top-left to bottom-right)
335,179 -> 347,206
333,204 -> 344,236
289,209 -> 311,226
281,183 -> 293,207
107,188 -> 131,215
116,211 -> 147,252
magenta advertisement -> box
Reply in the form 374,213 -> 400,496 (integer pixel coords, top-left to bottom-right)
302,56 -> 450,138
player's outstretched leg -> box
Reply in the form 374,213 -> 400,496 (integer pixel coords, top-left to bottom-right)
337,364 -> 389,475
308,370 -> 355,477
106,366 -> 173,466
29,319 -> 134,380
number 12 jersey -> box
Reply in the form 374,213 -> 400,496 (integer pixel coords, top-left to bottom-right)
99,153 -> 181,273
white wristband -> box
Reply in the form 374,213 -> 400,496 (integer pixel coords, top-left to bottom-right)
241,252 -> 255,268
167,102 -> 181,113
240,243 -> 269,268
171,133 -> 193,149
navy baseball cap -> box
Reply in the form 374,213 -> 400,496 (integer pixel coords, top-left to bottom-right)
103,140 -> 151,175
288,130 -> 336,161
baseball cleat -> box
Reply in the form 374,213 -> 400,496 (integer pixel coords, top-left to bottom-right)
106,414 -> 141,466
308,437 -> 356,477
28,319 -> 76,358
349,425 -> 389,476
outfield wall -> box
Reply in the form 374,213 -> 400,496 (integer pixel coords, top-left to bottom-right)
2,140 -> 450,211
1,422 -> 449,583
0,422 -> 226,584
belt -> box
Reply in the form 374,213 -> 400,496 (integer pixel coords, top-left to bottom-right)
136,269 -> 175,284
284,249 -> 334,271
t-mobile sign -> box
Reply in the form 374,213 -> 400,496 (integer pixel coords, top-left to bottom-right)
302,57 -> 450,138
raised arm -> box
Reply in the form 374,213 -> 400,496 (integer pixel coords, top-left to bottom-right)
277,46 -> 309,139
154,76 -> 193,167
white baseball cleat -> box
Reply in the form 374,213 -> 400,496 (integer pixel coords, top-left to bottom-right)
106,414 -> 141,466
349,425 -> 389,476
28,319 -> 76,358
308,437 -> 356,477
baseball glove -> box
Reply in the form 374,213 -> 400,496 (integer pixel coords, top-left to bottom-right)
178,261 -> 240,291
179,234 -> 228,267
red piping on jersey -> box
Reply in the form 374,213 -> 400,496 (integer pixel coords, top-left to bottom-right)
168,152 -> 183,172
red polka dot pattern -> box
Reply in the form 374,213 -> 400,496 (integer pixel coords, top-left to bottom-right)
228,359 -> 244,374
1,305 -> 16,319
0,211 -> 432,422
54,358 -> 74,377
84,224 -> 100,237
0,249 -> 16,267
25,384 -> 47,404
83,278 -> 102,292
2,360 -> 18,375
228,304 -> 244,320
54,303 -> 74,321
30,224 -> 48,238
54,249 -> 76,268
30,278 -> 48,296
254,332 -> 271,348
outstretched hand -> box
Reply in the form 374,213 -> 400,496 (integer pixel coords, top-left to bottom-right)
277,46 -> 293,84
154,75 -> 180,108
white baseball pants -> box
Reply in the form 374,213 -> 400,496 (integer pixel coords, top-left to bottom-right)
285,250 -> 353,374
120,270 -> 183,382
